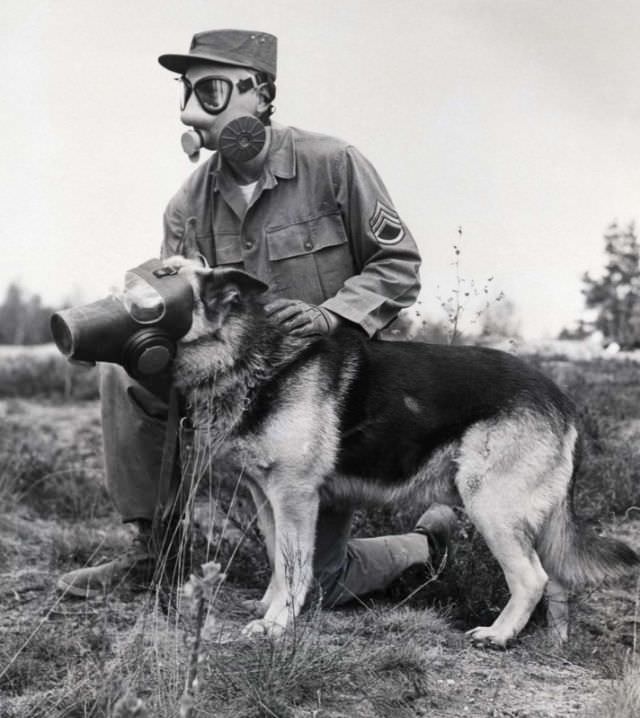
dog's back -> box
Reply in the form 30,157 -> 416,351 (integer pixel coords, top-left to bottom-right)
326,331 -> 574,485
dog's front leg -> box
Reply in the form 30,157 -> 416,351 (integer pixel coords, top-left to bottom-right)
242,488 -> 319,639
241,483 -> 277,618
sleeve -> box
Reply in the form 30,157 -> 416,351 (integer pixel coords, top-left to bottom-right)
160,191 -> 186,260
320,145 -> 422,337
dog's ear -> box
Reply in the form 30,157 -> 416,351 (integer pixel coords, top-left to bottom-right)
212,268 -> 269,300
199,267 -> 269,321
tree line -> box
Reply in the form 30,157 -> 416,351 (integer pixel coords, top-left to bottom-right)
580,221 -> 640,348
0,284 -> 58,344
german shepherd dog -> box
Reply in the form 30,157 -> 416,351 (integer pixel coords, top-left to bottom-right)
165,253 -> 638,648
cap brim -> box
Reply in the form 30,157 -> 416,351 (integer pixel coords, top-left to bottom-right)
158,53 -> 253,74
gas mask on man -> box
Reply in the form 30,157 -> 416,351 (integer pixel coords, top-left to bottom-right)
176,73 -> 268,162
50,258 -> 195,380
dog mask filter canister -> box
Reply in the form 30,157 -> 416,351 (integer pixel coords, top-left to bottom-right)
50,258 -> 194,379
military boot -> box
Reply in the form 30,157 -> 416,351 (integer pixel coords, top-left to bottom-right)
413,504 -> 457,571
56,520 -> 155,598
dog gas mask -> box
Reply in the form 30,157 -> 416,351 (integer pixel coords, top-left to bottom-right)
50,258 -> 195,379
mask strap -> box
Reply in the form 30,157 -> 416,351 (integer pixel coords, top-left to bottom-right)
236,73 -> 271,95
236,77 -> 257,94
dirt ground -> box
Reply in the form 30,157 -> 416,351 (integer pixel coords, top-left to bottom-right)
0,398 -> 638,717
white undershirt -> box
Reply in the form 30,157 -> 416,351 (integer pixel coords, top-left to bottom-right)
239,180 -> 258,205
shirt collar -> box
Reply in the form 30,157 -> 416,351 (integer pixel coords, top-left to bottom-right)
208,122 -> 296,191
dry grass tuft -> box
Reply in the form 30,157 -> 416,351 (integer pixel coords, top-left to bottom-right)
598,658 -> 640,718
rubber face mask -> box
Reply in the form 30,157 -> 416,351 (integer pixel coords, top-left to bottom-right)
50,258 -> 195,379
181,115 -> 266,163
177,73 -> 267,163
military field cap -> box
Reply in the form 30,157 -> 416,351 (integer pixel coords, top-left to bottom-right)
158,29 -> 277,76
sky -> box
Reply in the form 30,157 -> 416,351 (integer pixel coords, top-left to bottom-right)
1,0 -> 639,339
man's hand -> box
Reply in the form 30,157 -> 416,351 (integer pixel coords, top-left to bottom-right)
264,299 -> 342,337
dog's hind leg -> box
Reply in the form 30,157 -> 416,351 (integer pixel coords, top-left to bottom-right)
242,486 -> 320,638
456,415 -> 570,648
463,503 -> 549,648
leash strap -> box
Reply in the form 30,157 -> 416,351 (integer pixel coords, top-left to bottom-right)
152,387 -> 183,541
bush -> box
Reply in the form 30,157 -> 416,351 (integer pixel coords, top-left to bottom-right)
0,346 -> 98,400
0,403 -> 111,519
536,357 -> 640,519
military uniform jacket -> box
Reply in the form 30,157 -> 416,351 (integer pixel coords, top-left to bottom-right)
161,124 -> 421,337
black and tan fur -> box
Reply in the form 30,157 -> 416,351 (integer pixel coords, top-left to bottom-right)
162,254 -> 638,647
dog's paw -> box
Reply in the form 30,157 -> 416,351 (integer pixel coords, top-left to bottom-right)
241,599 -> 268,617
466,626 -> 513,650
241,618 -> 285,639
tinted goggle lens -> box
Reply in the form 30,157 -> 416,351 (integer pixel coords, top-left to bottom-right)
178,76 -> 233,114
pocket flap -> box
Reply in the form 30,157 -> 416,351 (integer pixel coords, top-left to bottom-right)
215,236 -> 243,265
266,213 -> 347,261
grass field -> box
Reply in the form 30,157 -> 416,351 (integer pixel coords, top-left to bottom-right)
0,347 -> 638,717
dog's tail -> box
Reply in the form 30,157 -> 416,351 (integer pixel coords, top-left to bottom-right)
537,433 -> 639,589
538,503 -> 639,588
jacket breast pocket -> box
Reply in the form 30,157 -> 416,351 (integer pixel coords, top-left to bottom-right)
265,213 -> 355,304
211,234 -> 244,268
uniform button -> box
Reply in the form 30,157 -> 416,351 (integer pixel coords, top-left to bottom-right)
304,241 -> 313,251
244,240 -> 254,249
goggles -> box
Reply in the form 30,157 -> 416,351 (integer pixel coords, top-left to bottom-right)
177,75 -> 258,115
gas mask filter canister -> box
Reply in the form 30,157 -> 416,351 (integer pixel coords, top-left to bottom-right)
180,115 -> 266,163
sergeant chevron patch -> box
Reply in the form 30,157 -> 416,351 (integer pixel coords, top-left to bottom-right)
369,201 -> 405,245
